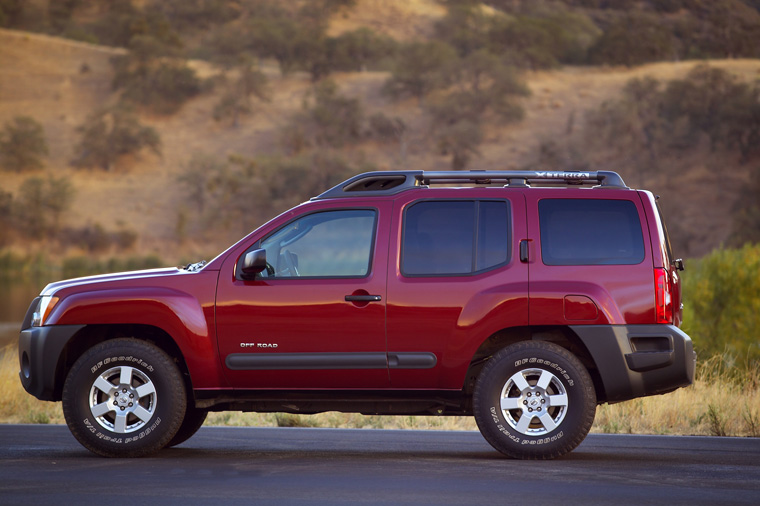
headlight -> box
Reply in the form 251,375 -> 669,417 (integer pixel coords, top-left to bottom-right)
32,296 -> 59,327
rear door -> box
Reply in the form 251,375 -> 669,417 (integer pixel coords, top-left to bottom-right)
385,189 -> 529,390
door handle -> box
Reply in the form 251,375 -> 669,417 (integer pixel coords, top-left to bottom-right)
520,240 -> 529,263
345,295 -> 382,302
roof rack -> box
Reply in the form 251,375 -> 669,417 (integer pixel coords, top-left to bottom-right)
313,170 -> 628,200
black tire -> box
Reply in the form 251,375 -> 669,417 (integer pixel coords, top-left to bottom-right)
473,341 -> 596,460
62,338 -> 187,457
166,406 -> 208,448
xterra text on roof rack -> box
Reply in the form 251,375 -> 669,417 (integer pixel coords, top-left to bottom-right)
19,170 -> 695,459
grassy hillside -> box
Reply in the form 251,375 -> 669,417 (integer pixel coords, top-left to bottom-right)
2,0 -> 760,260
2,26 -> 758,260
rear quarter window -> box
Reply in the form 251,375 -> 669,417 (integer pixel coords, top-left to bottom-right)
539,199 -> 645,266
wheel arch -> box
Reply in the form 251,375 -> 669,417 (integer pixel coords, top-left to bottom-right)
463,325 -> 608,403
52,324 -> 194,402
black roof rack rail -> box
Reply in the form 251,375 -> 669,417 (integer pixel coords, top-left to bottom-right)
313,170 -> 628,200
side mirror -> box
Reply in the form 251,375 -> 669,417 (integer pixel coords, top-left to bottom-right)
674,258 -> 685,272
241,249 -> 267,279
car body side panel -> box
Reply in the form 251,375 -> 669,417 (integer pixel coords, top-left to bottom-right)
45,273 -> 224,388
523,188 -> 656,326
386,189 -> 529,389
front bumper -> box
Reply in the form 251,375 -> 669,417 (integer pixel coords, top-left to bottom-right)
18,325 -> 85,401
571,324 -> 696,403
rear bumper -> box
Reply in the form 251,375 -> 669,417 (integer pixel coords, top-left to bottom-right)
18,325 -> 85,401
571,324 -> 695,403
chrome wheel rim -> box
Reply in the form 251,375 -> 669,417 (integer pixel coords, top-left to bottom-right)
88,366 -> 157,434
499,368 -> 568,436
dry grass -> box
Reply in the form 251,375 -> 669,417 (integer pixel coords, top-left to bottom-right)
593,356 -> 760,437
0,345 -> 65,425
3,27 -> 759,261
326,0 -> 446,41
2,26 -> 760,260
2,342 -> 757,437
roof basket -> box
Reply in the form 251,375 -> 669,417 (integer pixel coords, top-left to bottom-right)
313,170 -> 628,200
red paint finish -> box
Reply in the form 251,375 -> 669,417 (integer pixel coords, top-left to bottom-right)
564,295 -> 599,321
33,183 -> 676,395
215,200 -> 393,389
385,189 -> 529,389
47,271 -> 224,388
524,189 -> 656,326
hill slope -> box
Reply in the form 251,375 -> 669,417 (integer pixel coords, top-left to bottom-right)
1,28 -> 758,259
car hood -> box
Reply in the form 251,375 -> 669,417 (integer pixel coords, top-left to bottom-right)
40,267 -> 184,297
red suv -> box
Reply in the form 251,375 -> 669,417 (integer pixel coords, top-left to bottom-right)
18,170 -> 694,459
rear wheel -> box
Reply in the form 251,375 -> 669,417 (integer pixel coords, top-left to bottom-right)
473,341 -> 596,459
62,338 -> 186,457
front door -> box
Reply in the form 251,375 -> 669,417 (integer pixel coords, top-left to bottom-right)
216,203 -> 391,389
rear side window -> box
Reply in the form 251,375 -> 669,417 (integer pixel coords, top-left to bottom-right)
539,199 -> 645,266
402,200 -> 510,276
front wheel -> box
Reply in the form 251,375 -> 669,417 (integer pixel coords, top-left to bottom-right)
166,406 -> 208,448
473,341 -> 596,459
62,338 -> 187,457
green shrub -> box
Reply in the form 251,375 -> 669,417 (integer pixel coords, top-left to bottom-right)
327,28 -> 398,72
72,106 -> 161,171
14,176 -> 75,237
281,80 -> 364,152
681,244 -> 760,366
383,41 -> 457,104
589,12 -> 676,66
111,35 -> 201,115
0,117 -> 48,172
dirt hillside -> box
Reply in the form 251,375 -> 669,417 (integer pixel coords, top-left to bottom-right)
1,27 -> 758,259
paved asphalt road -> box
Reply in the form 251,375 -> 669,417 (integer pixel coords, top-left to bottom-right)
1,425 -> 758,505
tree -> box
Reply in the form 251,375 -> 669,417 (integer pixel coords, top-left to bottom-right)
177,153 -> 228,214
434,2 -> 492,57
0,0 -> 22,28
587,77 -> 667,166
213,57 -> 270,127
486,9 -> 600,68
688,0 -> 760,58
47,0 -> 81,33
73,106 -> 161,171
88,0 -> 182,49
426,51 -> 529,169
281,80 -> 363,152
327,28 -> 398,72
729,168 -> 760,247
383,41 -> 457,105
589,13 -> 676,66
14,176 -> 75,237
0,190 -> 11,246
369,113 -> 409,164
111,35 -> 201,115
435,120 -> 483,171
662,65 -> 760,156
247,12 -> 323,76
0,116 -> 48,172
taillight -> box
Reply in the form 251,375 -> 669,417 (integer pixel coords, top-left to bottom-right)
654,268 -> 673,324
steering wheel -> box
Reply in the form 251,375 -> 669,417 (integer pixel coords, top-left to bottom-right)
283,250 -> 299,277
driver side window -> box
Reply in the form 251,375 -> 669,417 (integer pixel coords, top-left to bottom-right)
258,209 -> 377,278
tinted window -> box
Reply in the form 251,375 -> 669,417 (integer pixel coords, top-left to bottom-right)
402,201 -> 509,276
258,210 -> 376,278
539,199 -> 645,265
